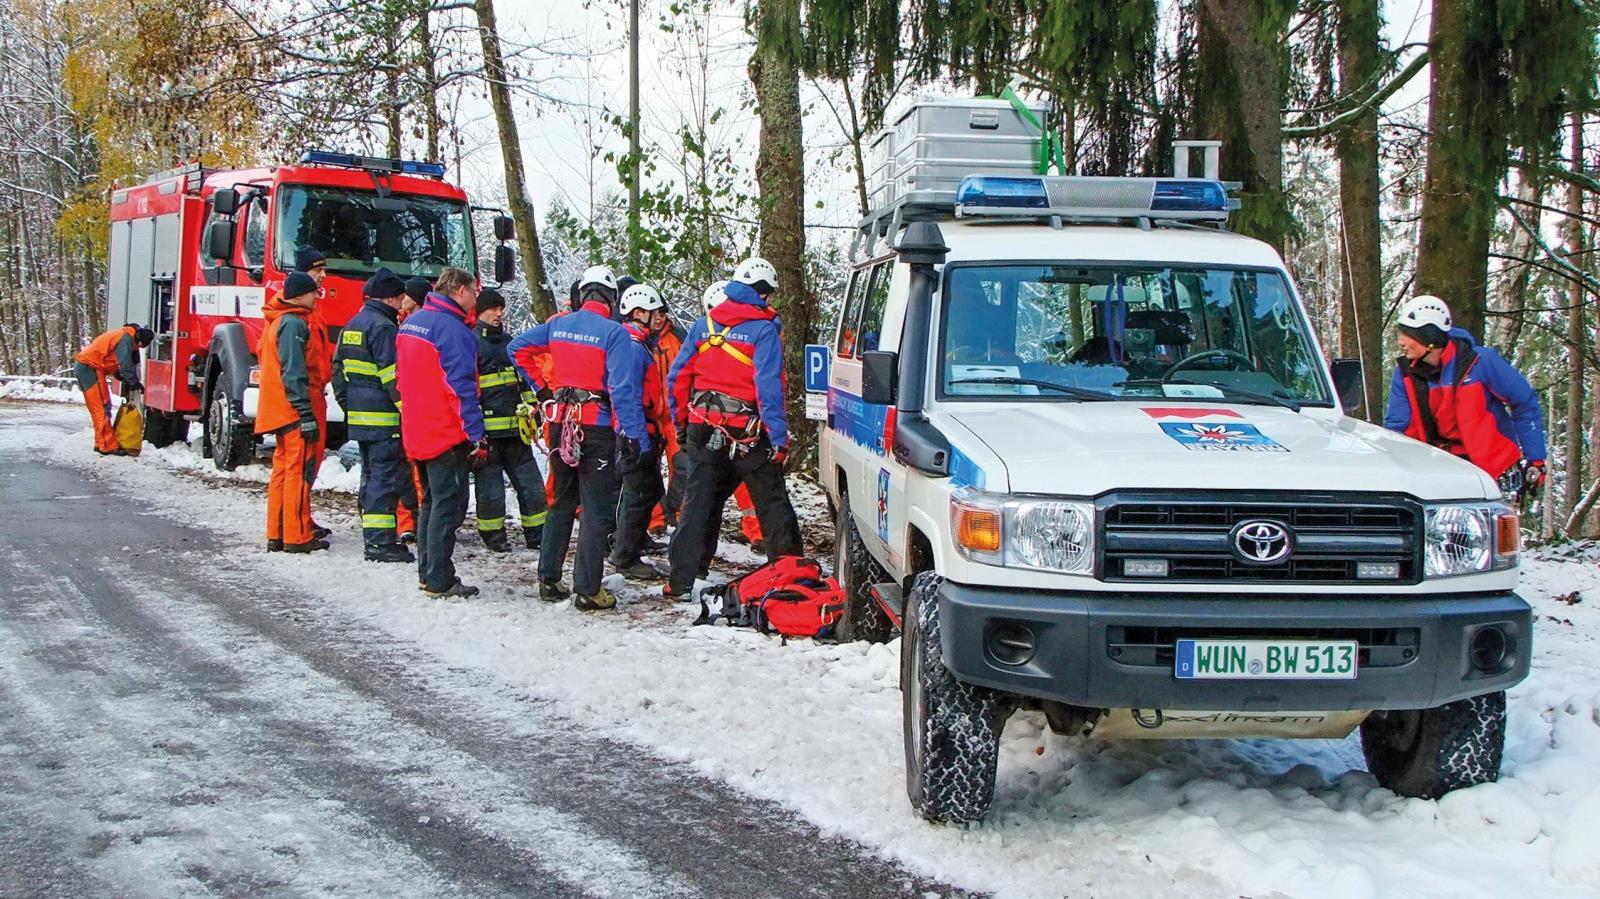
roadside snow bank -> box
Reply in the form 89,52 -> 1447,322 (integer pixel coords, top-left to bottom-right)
6,401 -> 1600,898
0,377 -> 88,404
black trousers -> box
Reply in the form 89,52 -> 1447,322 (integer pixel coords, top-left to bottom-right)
417,442 -> 471,592
539,424 -> 619,596
358,436 -> 416,550
667,428 -> 802,594
663,451 -> 691,526
473,436 -> 548,539
611,446 -> 664,565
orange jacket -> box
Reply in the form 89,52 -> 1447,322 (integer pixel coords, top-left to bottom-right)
651,323 -> 684,456
255,295 -> 330,434
76,326 -> 140,380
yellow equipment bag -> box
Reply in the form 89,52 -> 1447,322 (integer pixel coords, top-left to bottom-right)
113,400 -> 143,457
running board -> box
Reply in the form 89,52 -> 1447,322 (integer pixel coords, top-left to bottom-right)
869,582 -> 903,632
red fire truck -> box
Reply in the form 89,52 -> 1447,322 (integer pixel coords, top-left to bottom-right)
105,151 -> 514,469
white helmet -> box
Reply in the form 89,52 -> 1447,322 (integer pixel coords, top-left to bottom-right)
1397,294 -> 1452,342
732,257 -> 778,292
618,283 -> 664,316
578,264 -> 618,293
701,280 -> 730,315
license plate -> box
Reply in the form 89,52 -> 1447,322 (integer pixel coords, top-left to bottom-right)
1175,639 -> 1358,680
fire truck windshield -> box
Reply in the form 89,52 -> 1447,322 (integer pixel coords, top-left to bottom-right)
274,185 -> 475,278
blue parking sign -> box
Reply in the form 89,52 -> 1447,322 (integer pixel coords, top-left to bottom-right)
803,344 -> 830,393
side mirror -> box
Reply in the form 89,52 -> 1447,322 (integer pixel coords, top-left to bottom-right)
212,188 -> 239,217
1331,358 -> 1364,411
494,215 -> 515,241
206,220 -> 236,262
493,244 -> 515,284
861,350 -> 898,405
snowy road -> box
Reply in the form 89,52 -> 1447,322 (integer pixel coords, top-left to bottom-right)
0,419 -> 952,897
4,400 -> 1600,899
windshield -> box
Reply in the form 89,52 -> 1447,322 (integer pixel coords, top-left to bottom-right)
937,263 -> 1330,405
274,186 -> 475,278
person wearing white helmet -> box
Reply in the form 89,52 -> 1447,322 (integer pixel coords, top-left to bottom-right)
1385,294 -> 1546,494
662,265 -> 802,601
608,283 -> 676,579
506,262 -> 650,610
702,280 -> 730,315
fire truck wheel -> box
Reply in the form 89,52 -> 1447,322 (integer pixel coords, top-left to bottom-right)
207,369 -> 253,472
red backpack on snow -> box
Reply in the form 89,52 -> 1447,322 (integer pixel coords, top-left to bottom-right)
693,556 -> 847,639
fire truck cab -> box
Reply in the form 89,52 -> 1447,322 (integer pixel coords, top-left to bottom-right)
105,151 -> 513,469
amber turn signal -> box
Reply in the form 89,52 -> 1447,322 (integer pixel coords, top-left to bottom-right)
954,504 -> 1002,554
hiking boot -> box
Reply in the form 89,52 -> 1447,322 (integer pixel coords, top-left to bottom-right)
479,529 -> 511,553
610,558 -> 664,581
573,588 -> 616,611
523,526 -> 543,550
539,579 -> 571,603
640,537 -> 668,554
662,584 -> 693,603
398,530 -> 416,545
424,579 -> 480,599
283,539 -> 330,554
365,543 -> 415,563
749,539 -> 766,555
312,524 -> 332,540
267,539 -> 284,552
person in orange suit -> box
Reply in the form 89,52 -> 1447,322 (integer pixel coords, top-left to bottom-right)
74,323 -> 153,454
395,276 -> 430,542
257,271 -> 328,553
292,246 -> 334,539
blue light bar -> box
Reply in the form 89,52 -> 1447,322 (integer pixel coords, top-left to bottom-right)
1151,180 -> 1228,212
299,150 -> 446,179
956,175 -> 1050,209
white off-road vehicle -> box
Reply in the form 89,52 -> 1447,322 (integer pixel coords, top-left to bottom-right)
817,104 -> 1530,824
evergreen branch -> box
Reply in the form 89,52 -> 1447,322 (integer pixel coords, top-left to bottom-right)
1510,158 -> 1600,196
1282,50 -> 1429,140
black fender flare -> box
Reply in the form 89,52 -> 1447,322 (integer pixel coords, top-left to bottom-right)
200,322 -> 257,414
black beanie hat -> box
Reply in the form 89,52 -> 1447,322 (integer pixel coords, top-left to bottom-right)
284,270 -> 319,301
364,267 -> 405,299
616,275 -> 639,295
404,276 -> 431,304
294,245 -> 326,271
476,287 -> 506,314
134,327 -> 155,346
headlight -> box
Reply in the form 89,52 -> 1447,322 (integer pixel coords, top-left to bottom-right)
1424,503 -> 1519,577
951,488 -> 1095,575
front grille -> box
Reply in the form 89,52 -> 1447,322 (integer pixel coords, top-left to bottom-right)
1106,624 -> 1421,669
1100,493 -> 1420,585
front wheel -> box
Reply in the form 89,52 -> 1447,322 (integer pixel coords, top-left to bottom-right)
834,498 -> 893,643
902,571 -> 1003,823
205,369 -> 253,471
1360,691 -> 1506,799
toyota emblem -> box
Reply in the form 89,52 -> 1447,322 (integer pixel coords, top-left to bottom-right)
1231,519 -> 1293,565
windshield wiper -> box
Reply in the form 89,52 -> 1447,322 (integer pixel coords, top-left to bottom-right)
948,376 -> 1115,402
1124,377 -> 1303,412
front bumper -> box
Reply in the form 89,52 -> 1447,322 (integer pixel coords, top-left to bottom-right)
937,581 -> 1531,712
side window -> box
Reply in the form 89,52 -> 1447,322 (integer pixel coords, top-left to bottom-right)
858,262 -> 892,353
242,195 -> 270,269
835,268 -> 867,358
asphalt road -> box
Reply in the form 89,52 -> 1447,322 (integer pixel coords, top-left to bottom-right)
0,442 -> 960,898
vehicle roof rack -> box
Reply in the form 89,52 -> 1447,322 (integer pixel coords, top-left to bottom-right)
298,150 -> 447,179
850,173 -> 1243,262
140,162 -> 208,193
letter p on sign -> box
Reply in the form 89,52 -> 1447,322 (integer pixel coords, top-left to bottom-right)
803,344 -> 829,393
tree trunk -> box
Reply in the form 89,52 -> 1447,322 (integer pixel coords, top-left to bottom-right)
1563,113 -> 1586,520
1334,0 -> 1385,421
474,0 -> 555,319
1193,0 -> 1289,251
1415,0 -> 1499,339
417,7 -> 443,162
1494,174 -> 1540,352
749,0 -> 813,459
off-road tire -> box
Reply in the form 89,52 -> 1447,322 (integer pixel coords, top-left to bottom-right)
834,498 -> 893,642
1360,691 -> 1506,799
902,571 -> 1002,823
206,369 -> 253,472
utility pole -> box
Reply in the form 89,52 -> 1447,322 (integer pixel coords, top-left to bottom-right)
627,0 -> 641,273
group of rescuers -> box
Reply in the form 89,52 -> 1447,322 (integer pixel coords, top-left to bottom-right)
137,246 -> 800,609
78,271 -> 1546,607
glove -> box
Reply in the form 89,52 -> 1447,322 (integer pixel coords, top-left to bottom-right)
299,419 -> 320,445
769,444 -> 789,469
675,425 -> 688,449
123,378 -> 143,392
619,436 -> 643,472
1523,460 -> 1547,497
470,437 -> 491,470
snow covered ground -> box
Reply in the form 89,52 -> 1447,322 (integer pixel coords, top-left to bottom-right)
5,399 -> 1600,899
